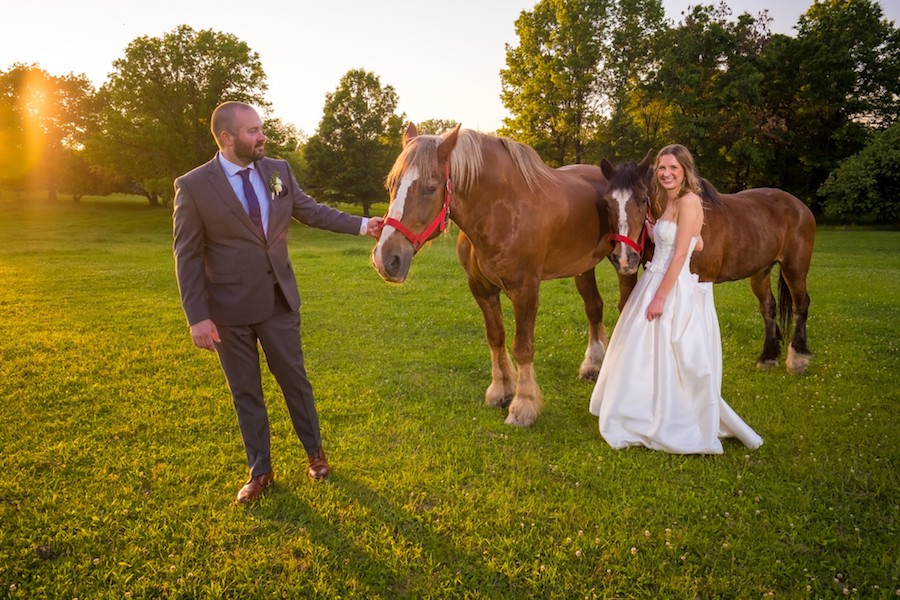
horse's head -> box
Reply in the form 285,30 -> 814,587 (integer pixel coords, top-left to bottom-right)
372,122 -> 460,283
600,150 -> 653,275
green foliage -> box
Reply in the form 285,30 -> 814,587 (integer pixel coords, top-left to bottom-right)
819,123 -> 900,223
414,119 -> 459,135
303,69 -> 405,216
0,64 -> 95,200
0,196 -> 898,597
641,4 -> 776,189
593,0 -> 668,163
785,0 -> 900,204
500,0 -> 612,165
4,0 -> 899,224
83,25 -> 269,207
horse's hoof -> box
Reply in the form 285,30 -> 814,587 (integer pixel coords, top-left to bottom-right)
578,366 -> 599,381
504,412 -> 534,427
756,359 -> 778,370
486,395 -> 513,409
786,347 -> 811,374
485,384 -> 513,408
579,344 -> 605,381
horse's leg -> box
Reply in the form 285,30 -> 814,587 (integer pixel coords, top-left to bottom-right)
616,270 -> 639,313
474,284 -> 517,407
749,268 -> 781,368
574,269 -> 607,380
505,282 -> 543,427
781,259 -> 813,374
457,234 -> 516,407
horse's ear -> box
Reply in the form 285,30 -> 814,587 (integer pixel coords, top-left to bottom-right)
403,122 -> 418,146
437,124 -> 461,164
640,149 -> 654,170
600,158 -> 615,180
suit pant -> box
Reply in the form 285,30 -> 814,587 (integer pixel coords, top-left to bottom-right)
215,286 -> 321,477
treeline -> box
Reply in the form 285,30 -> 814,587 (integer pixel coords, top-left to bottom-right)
1,0 -> 898,223
499,0 -> 899,222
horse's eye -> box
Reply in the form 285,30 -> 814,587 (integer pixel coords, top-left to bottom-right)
423,186 -> 438,196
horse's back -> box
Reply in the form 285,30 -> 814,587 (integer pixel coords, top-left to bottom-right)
459,161 -> 611,283
732,188 -> 815,227
534,164 -> 613,278
695,188 -> 815,282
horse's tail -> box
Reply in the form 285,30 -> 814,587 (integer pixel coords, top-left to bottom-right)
777,268 -> 793,344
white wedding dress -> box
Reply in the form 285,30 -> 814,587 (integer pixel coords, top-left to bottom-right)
589,220 -> 763,453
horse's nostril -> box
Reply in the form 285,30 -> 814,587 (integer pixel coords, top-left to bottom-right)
384,253 -> 402,277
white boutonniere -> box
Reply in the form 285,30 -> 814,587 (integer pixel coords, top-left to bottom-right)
269,172 -> 283,200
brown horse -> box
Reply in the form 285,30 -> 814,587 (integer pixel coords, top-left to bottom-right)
371,123 -> 637,426
598,156 -> 816,373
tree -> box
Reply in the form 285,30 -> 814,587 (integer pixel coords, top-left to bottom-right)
57,148 -> 125,201
0,64 -> 95,200
641,3 -> 776,190
500,0 -> 612,165
84,25 -> 269,207
263,117 -> 307,186
818,122 -> 900,223
303,69 -> 405,217
415,119 -> 459,135
594,0 -> 668,163
785,0 -> 900,206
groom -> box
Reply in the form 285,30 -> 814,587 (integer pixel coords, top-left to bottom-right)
173,101 -> 382,504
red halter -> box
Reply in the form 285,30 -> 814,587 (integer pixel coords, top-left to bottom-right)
384,161 -> 452,252
608,197 -> 652,255
609,227 -> 647,254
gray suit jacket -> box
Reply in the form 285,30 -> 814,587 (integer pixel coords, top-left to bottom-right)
173,155 -> 363,327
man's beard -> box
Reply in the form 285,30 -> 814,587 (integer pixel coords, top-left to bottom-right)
234,138 -> 265,163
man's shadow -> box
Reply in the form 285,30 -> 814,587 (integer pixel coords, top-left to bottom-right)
254,474 -> 534,597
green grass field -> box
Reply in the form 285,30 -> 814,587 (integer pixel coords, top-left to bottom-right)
0,193 -> 897,598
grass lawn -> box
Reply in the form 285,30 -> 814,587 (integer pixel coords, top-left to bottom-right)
0,192 -> 897,598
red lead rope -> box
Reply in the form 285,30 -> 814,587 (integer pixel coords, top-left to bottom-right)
384,162 -> 452,252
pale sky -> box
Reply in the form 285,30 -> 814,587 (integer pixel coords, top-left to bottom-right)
3,0 -> 897,135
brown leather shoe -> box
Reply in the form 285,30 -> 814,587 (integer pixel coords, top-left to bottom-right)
235,472 -> 274,504
307,448 -> 331,480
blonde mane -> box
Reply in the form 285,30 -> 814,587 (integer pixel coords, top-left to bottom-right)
386,129 -> 558,196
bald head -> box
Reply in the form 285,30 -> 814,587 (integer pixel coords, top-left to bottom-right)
211,101 -> 257,149
210,101 -> 267,166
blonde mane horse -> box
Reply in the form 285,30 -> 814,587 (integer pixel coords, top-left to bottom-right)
372,124 -> 637,426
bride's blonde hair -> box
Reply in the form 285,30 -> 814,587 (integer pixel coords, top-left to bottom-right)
650,144 -> 702,218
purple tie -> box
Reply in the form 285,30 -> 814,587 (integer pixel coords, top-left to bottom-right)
238,169 -> 265,239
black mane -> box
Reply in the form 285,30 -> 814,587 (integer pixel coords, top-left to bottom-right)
699,177 -> 724,206
610,161 -> 649,191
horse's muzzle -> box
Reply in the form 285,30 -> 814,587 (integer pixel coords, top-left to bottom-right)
372,233 -> 415,283
608,249 -> 641,275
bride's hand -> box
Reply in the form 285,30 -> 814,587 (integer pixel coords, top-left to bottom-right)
646,297 -> 664,321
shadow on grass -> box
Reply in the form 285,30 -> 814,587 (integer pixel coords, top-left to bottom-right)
253,474 -> 534,598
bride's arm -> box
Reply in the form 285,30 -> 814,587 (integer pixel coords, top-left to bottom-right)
645,194 -> 703,321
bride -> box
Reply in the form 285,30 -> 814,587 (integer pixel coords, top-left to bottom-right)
589,144 -> 763,453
